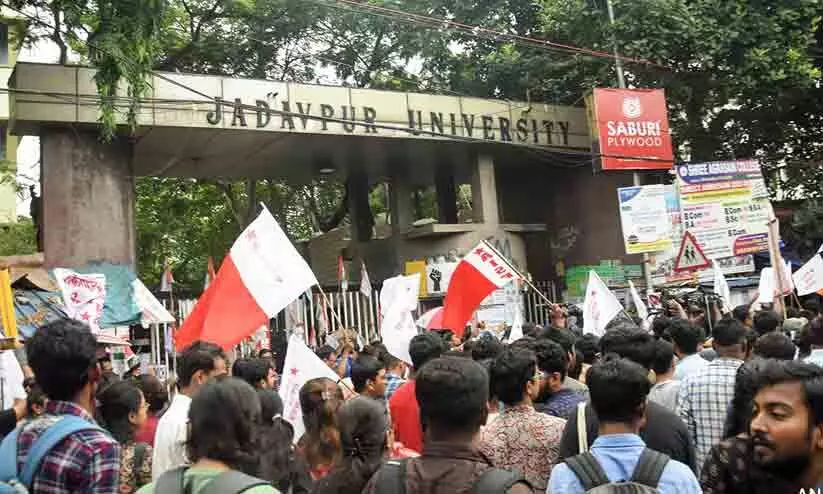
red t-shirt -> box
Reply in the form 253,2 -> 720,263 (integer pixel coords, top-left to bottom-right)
134,414 -> 159,446
388,380 -> 422,453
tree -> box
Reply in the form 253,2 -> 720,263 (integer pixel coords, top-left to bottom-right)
0,218 -> 37,256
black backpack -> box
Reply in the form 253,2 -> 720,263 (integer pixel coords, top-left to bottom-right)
563,448 -> 669,494
374,459 -> 531,494
155,467 -> 271,494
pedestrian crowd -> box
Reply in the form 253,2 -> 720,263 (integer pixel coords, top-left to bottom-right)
1,296 -> 823,493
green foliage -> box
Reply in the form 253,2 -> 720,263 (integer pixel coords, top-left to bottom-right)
0,218 -> 37,256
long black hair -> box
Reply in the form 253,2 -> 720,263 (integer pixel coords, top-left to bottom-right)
98,380 -> 144,444
312,398 -> 388,494
258,389 -> 312,493
187,376 -> 261,475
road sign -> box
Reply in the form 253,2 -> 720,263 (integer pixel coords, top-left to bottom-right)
674,231 -> 711,272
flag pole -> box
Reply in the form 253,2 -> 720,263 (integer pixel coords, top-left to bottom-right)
317,285 -> 346,330
480,240 -> 558,310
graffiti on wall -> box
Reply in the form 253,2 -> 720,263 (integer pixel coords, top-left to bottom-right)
550,225 -> 581,260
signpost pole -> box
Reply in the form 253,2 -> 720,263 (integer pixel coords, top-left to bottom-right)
606,0 -> 654,294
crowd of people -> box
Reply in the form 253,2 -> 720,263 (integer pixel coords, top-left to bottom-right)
2,296 -> 823,493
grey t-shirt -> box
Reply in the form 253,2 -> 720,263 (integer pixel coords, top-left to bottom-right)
649,379 -> 680,412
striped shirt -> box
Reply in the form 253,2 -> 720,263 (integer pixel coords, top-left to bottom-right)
16,400 -> 121,493
677,358 -> 743,469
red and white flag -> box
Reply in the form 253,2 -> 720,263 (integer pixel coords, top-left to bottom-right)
583,271 -> 623,337
159,259 -> 174,292
278,334 -> 341,441
175,207 -> 318,350
441,241 -> 517,337
338,256 -> 348,291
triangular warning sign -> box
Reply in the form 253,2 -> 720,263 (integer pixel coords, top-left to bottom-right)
674,231 -> 711,272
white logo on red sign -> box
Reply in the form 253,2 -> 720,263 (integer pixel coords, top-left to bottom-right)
622,96 -> 643,119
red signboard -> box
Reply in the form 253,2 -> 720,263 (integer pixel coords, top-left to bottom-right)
590,88 -> 674,171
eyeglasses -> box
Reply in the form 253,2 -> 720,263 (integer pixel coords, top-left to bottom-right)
532,370 -> 548,381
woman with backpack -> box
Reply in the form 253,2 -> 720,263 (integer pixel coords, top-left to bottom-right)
137,376 -> 276,494
312,398 -> 388,494
98,380 -> 154,494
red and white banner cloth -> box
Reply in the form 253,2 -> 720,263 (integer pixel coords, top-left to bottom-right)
176,206 -> 318,350
279,334 -> 342,442
53,268 -> 106,332
441,241 -> 517,337
582,271 -> 623,337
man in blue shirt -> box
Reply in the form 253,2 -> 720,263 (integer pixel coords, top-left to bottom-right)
548,358 -> 700,494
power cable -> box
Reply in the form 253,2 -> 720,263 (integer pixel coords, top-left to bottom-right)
0,3 -> 674,166
309,0 -> 672,70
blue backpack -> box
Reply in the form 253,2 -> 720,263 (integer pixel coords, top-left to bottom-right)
0,416 -> 104,493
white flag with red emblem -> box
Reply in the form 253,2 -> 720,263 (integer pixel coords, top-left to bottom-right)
279,334 -> 341,441
583,271 -> 623,337
441,241 -> 518,337
176,206 -> 318,350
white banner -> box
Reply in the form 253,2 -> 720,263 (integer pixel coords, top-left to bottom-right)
583,271 -> 623,337
794,255 -> 823,296
278,335 -> 342,442
53,268 -> 106,331
380,274 -> 421,364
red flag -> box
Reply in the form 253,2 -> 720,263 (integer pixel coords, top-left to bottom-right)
441,241 -> 517,337
176,208 -> 318,351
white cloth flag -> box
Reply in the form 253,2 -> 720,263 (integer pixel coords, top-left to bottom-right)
53,268 -> 106,331
507,309 -> 524,342
712,260 -> 731,312
380,273 -> 421,365
360,262 -> 372,299
132,278 -> 175,326
794,255 -> 823,296
757,268 -> 776,304
583,271 -> 623,337
628,280 -> 648,324
279,335 -> 342,442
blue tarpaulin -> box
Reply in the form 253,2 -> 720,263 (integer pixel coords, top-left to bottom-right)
12,289 -> 67,338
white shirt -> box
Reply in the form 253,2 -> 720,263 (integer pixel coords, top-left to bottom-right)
0,350 -> 26,409
674,353 -> 708,381
152,392 -> 191,480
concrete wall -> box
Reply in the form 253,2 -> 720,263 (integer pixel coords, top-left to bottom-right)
41,128 -> 135,268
